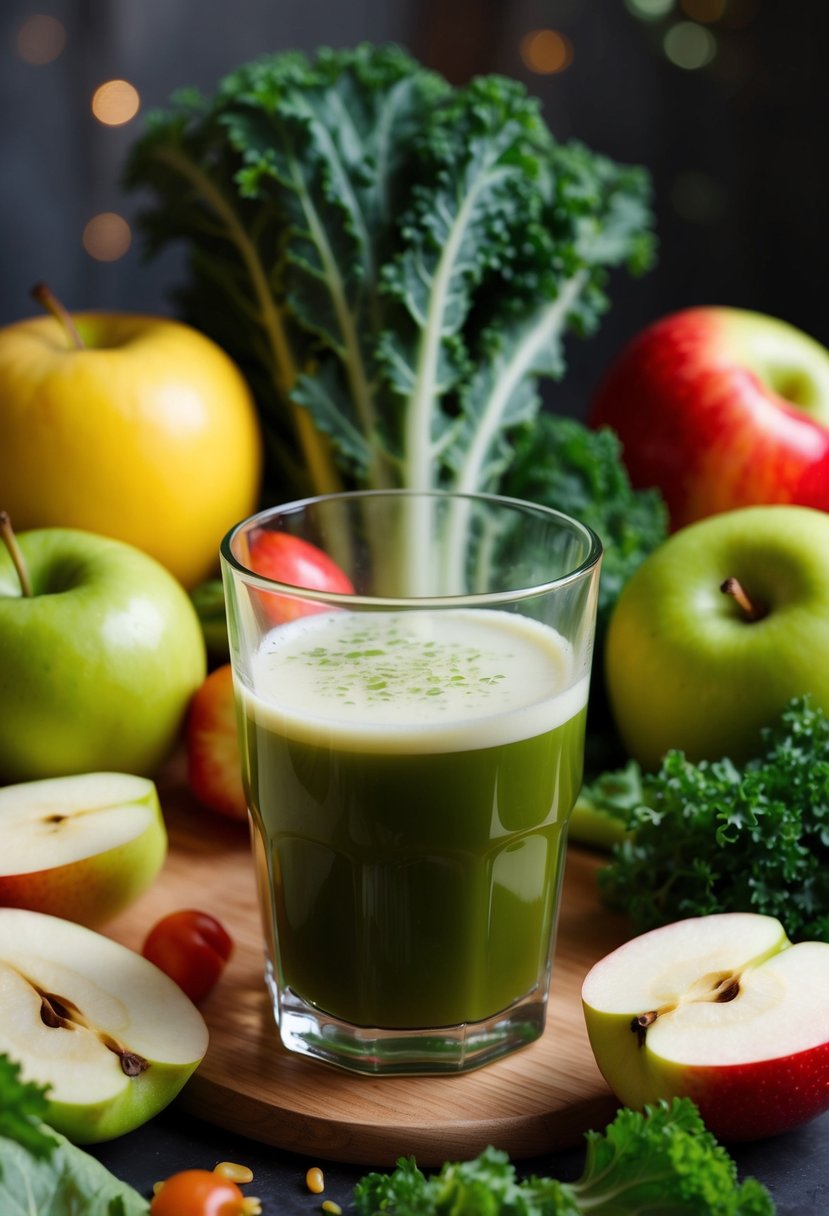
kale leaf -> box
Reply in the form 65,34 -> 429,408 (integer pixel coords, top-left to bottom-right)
502,413 -> 668,649
124,44 -> 655,503
591,695 -> 829,939
352,1098 -> 774,1215
0,1054 -> 149,1216
0,1055 -> 56,1160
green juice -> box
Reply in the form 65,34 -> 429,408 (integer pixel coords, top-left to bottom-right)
239,608 -> 588,1031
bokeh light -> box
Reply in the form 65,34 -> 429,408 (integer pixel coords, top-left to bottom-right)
82,213 -> 132,262
15,14 -> 66,65
664,21 -> 717,68
91,79 -> 141,127
520,28 -> 574,75
624,0 -> 675,20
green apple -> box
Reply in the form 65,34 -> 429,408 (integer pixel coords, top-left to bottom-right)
0,907 -> 209,1143
0,524 -> 206,783
0,772 -> 167,927
582,912 -> 829,1141
604,504 -> 829,769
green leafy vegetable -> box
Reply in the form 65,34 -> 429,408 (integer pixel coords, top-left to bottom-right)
0,1131 -> 149,1216
502,415 -> 668,643
0,1056 -> 56,1160
0,1054 -> 149,1216
352,1097 -> 775,1215
591,695 -> 829,939
124,44 -> 655,505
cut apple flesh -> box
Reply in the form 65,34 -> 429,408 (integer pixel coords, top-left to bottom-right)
582,911 -> 829,1064
0,908 -> 208,1142
582,912 -> 829,1140
0,772 -> 167,927
0,772 -> 162,870
644,941 -> 829,1064
583,912 -> 788,1012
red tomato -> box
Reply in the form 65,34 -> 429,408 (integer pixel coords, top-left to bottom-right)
142,910 -> 233,1003
150,1169 -> 246,1216
246,531 -> 355,623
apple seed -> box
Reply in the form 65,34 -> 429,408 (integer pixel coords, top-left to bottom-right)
631,1010 -> 657,1047
630,971 -> 742,1045
31,977 -> 149,1076
715,978 -> 740,1002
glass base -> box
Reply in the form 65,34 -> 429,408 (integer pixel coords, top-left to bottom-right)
265,963 -> 548,1075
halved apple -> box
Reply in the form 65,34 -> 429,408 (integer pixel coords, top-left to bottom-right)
0,772 -> 167,927
582,912 -> 829,1141
0,907 -> 209,1143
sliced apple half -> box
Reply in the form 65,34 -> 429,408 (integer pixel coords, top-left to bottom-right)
582,912 -> 829,1141
0,907 -> 209,1143
0,772 -> 167,927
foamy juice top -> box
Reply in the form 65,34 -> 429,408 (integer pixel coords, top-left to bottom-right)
241,608 -> 588,753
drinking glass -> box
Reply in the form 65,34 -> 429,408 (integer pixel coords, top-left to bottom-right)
221,490 -> 602,1074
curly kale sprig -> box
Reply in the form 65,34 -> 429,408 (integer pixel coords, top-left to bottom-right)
590,696 -> 829,940
352,1098 -> 774,1215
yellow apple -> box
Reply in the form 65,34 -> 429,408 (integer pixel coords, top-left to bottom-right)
0,772 -> 167,927
0,291 -> 263,589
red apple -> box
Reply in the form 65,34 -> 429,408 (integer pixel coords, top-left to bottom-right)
244,530 -> 355,623
589,307 -> 829,529
186,537 -> 354,817
186,664 -> 247,821
582,912 -> 829,1141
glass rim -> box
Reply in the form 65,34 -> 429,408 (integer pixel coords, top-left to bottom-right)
220,488 -> 603,610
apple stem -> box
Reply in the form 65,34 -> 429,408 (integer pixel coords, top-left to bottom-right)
30,282 -> 85,351
0,512 -> 34,598
720,576 -> 767,622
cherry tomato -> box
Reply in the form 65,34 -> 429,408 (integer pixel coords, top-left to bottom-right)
142,910 -> 233,1003
150,1169 -> 246,1216
246,531 -> 355,623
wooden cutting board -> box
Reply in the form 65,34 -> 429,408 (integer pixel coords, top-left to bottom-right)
106,755 -> 632,1167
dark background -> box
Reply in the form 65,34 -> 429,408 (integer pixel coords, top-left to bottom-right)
4,8 -> 829,1209
3,0 -> 828,418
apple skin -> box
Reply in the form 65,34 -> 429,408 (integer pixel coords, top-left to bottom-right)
604,503 -> 829,770
589,307 -> 829,530
582,914 -> 829,1141
0,528 -> 207,784
0,907 -> 209,1143
0,772 -> 167,927
0,312 -> 262,589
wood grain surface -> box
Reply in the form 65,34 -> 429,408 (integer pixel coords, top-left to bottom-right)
106,755 -> 632,1166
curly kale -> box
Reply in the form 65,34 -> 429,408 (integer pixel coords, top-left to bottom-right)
352,1098 -> 774,1215
591,696 -> 829,940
